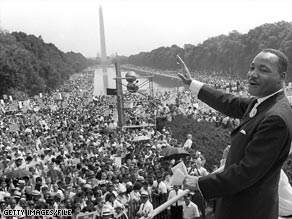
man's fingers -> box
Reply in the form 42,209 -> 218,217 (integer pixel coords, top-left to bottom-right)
176,55 -> 183,64
177,73 -> 186,80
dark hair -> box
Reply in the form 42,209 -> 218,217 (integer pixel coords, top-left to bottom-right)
262,48 -> 289,74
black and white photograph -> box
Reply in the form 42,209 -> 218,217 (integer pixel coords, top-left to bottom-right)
0,0 -> 292,219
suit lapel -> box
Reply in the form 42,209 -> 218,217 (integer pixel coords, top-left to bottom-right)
231,98 -> 257,134
231,91 -> 285,134
256,91 -> 285,113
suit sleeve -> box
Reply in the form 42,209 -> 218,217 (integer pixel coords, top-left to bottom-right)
198,114 -> 291,199
197,85 -> 250,119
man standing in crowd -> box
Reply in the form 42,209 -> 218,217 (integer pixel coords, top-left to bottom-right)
167,185 -> 184,219
183,134 -> 193,150
136,191 -> 153,219
182,194 -> 200,219
178,49 -> 292,219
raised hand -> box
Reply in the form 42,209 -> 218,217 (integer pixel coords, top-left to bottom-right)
177,55 -> 192,86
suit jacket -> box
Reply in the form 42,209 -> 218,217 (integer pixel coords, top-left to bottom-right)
196,85 -> 292,219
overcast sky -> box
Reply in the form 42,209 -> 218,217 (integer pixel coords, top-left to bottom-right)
0,0 -> 291,58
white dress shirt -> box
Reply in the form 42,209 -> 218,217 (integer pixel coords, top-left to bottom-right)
279,169 -> 292,217
153,181 -> 167,194
183,139 -> 193,149
167,189 -> 184,209
137,200 -> 153,218
182,201 -> 200,219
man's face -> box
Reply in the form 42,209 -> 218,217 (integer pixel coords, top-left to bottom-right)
15,159 -> 22,166
141,196 -> 148,203
10,199 -> 16,208
247,52 -> 284,97
184,197 -> 190,205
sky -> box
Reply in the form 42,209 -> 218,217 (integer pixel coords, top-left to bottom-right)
0,0 -> 291,58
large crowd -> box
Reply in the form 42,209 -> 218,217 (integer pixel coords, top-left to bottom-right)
0,67 -> 291,219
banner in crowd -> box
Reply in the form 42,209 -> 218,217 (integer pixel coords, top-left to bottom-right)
124,101 -> 133,109
104,110 -> 110,117
21,107 -> 29,113
107,88 -> 117,95
9,103 -> 18,112
23,100 -> 30,107
114,156 -> 122,168
76,211 -> 96,219
50,105 -> 57,111
113,110 -> 118,122
9,123 -> 20,132
62,101 -> 68,109
39,103 -> 46,109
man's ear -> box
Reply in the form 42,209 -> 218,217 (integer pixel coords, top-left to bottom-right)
280,72 -> 286,82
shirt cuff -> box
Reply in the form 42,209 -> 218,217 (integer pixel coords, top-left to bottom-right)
189,80 -> 204,98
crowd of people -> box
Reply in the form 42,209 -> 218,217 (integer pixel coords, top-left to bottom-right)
0,70 -> 215,219
0,61 -> 291,219
123,64 -> 250,130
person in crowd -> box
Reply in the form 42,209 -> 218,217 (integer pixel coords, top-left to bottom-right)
0,62 -> 290,219
182,194 -> 200,219
167,185 -> 184,219
114,203 -> 128,219
136,191 -> 153,219
183,134 -> 193,150
279,169 -> 292,218
189,158 -> 208,218
178,49 -> 292,219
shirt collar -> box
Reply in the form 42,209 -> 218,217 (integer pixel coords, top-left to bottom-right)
256,89 -> 283,105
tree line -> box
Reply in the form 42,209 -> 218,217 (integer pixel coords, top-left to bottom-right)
0,30 -> 88,98
127,21 -> 292,81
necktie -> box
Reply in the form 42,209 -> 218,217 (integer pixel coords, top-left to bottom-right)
249,99 -> 259,118
196,167 -> 200,176
176,190 -> 178,206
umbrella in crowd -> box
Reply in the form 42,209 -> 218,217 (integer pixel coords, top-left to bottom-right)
161,147 -> 190,160
5,169 -> 32,179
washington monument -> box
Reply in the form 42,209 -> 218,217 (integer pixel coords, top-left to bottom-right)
99,5 -> 108,93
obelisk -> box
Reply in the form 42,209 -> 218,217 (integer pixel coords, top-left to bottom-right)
99,5 -> 108,94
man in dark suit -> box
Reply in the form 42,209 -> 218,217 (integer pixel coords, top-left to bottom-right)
178,49 -> 292,219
